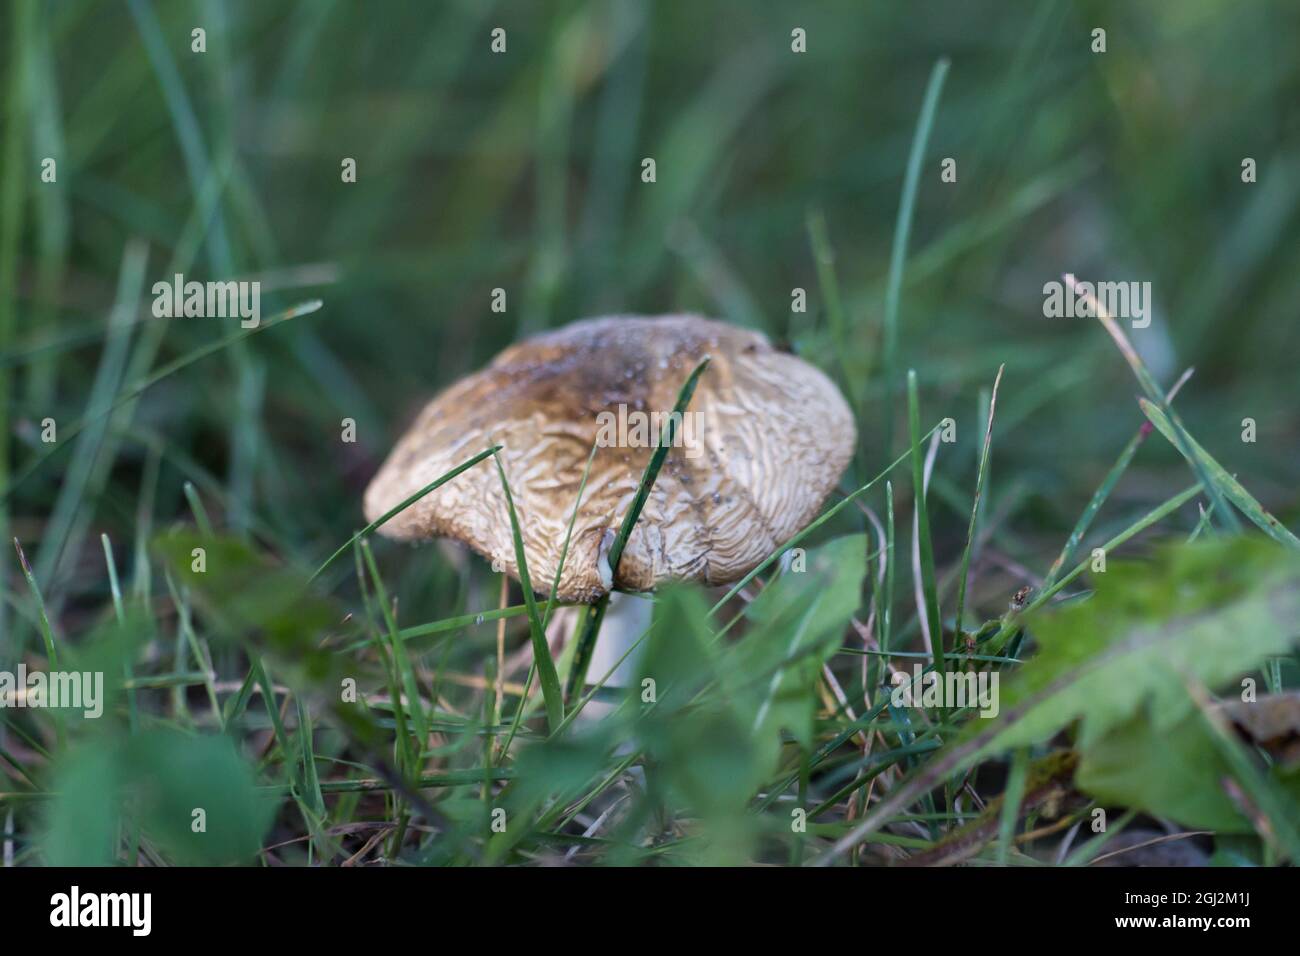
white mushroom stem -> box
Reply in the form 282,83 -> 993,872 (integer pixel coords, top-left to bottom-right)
578,591 -> 652,722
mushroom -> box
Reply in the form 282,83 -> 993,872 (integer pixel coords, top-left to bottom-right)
364,315 -> 856,687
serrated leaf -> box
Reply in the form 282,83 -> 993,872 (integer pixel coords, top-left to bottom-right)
983,538 -> 1300,753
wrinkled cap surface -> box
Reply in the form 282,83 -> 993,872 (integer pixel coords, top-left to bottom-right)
364,315 -> 856,603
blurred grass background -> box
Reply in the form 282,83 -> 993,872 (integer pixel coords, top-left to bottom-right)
2,0 -> 1299,865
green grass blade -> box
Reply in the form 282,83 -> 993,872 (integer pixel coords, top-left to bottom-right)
33,240 -> 145,589
1043,368 -> 1195,587
100,531 -> 137,754
183,480 -> 215,537
493,455 -> 564,732
12,539 -> 57,672
163,569 -> 223,730
907,370 -> 943,673
567,358 -> 710,700
309,443 -> 501,583
0,0 -> 33,655
1139,398 -> 1299,550
353,540 -> 412,766
341,601 -> 578,655
882,58 -> 949,460
953,364 -> 1003,632
507,437 -> 598,745
564,599 -> 607,703
608,357 -> 710,574
0,299 -> 323,505
543,438 -> 599,630
1062,809 -> 1138,866
1070,275 -> 1239,533
360,538 -> 429,745
294,695 -> 327,821
806,209 -> 856,402
12,538 -> 63,749
881,481 -> 895,658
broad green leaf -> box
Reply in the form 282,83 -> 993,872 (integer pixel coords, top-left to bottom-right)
734,533 -> 867,750
1077,708 -> 1249,832
124,730 -> 276,865
42,729 -> 275,865
983,538 -> 1300,753
631,535 -> 867,862
640,583 -> 761,817
42,743 -> 121,866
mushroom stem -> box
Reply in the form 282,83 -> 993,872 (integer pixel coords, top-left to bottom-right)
577,591 -> 652,721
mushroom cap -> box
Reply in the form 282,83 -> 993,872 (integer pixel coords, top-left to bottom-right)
364,315 -> 856,603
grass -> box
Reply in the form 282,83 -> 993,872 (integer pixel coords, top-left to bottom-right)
309,443 -> 501,583
492,453 -> 563,731
565,356 -> 710,700
953,364 -> 1003,633
1,1 -> 1299,869
907,369 -> 943,674
881,58 -> 948,463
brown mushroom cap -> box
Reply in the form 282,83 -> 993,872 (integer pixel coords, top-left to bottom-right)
364,315 -> 856,603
